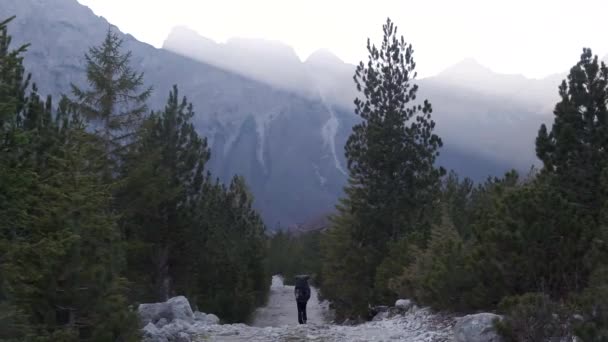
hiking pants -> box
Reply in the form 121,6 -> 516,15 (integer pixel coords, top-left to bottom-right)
297,301 -> 308,324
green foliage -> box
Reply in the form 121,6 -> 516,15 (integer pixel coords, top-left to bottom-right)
266,229 -> 323,286
321,205 -> 371,320
375,48 -> 608,342
321,17 -> 444,319
120,86 -> 268,322
495,293 -> 574,342
389,209 -> 475,311
184,176 -> 268,323
70,27 -> 152,166
536,48 -> 608,218
120,85 -> 210,301
1,15 -> 269,340
0,16 -> 139,339
574,266 -> 608,341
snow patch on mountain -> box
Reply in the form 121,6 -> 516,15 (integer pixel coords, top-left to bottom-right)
313,163 -> 327,186
319,91 -> 347,176
254,114 -> 272,172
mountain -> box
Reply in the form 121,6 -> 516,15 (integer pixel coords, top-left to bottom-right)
2,0 -> 558,226
164,27 -> 556,172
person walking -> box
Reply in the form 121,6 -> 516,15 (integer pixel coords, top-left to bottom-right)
294,275 -> 311,324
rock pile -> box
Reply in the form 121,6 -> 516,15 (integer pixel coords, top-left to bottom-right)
138,296 -> 220,342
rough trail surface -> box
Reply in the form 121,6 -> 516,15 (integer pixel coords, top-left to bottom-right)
193,276 -> 454,341
251,275 -> 328,327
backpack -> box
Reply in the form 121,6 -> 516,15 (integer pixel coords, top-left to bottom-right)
294,275 -> 311,302
295,288 -> 305,301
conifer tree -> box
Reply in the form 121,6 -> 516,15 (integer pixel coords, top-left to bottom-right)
535,48 -> 608,291
1,17 -> 138,340
322,18 -> 444,318
536,48 -> 608,216
71,27 -> 151,161
121,85 -> 209,301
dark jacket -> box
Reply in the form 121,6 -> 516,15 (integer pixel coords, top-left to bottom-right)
294,277 -> 311,303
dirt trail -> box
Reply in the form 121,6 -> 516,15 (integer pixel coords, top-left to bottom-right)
251,275 -> 328,327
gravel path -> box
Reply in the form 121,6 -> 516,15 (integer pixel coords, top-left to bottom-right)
193,276 -> 454,341
251,276 -> 328,327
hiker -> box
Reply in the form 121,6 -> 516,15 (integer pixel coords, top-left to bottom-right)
294,275 -> 311,324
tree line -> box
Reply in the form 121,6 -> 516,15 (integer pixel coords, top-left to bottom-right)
0,17 -> 267,341
320,18 -> 608,340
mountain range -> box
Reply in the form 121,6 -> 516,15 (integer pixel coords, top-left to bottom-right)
2,0 -> 570,227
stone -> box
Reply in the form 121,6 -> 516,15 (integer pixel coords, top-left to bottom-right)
155,318 -> 169,328
141,322 -> 168,342
175,332 -> 191,342
395,299 -> 414,311
204,313 -> 220,325
138,296 -> 194,326
166,296 -> 194,323
453,313 -> 503,342
193,311 -> 220,325
372,311 -> 390,322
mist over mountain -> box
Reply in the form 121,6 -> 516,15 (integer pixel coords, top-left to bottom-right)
164,26 -> 557,171
2,0 -> 562,226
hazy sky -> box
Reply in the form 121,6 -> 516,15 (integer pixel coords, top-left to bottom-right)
77,0 -> 607,79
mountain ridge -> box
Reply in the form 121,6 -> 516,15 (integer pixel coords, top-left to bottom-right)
2,0 -> 555,226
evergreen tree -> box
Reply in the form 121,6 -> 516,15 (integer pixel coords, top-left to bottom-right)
71,27 -> 151,163
187,176 -> 268,323
535,48 -> 608,291
322,18 -> 443,318
121,85 -> 209,301
0,17 -> 137,340
536,48 -> 608,216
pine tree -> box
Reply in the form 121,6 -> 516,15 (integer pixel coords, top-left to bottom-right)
0,16 -> 36,340
195,176 -> 268,322
1,17 -> 138,340
71,27 -> 151,162
535,48 -> 608,291
322,18 -> 444,318
536,48 -> 608,216
121,85 -> 209,301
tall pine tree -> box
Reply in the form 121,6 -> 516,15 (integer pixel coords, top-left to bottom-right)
70,27 -> 151,167
322,18 -> 444,319
0,17 -> 138,341
120,85 -> 209,301
536,48 -> 608,291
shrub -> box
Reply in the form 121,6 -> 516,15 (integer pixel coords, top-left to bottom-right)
496,293 -> 574,342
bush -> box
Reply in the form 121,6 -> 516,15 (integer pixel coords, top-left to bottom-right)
574,267 -> 608,341
388,211 -> 476,312
496,293 -> 574,342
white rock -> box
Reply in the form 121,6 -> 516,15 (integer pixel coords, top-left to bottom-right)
454,313 -> 503,342
155,318 -> 169,328
175,332 -> 191,342
372,311 -> 390,322
204,313 -> 220,325
193,311 -> 220,325
167,296 -> 195,323
138,296 -> 195,326
141,322 -> 168,342
395,299 -> 414,311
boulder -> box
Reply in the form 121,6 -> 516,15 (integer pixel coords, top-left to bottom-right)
193,311 -> 220,325
175,332 -> 191,342
395,299 -> 414,311
138,296 -> 194,326
204,313 -> 220,325
167,296 -> 194,323
155,318 -> 169,329
372,311 -> 390,322
454,313 -> 503,342
142,322 -> 168,342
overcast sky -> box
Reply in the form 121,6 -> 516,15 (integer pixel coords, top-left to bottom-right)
76,0 -> 607,79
